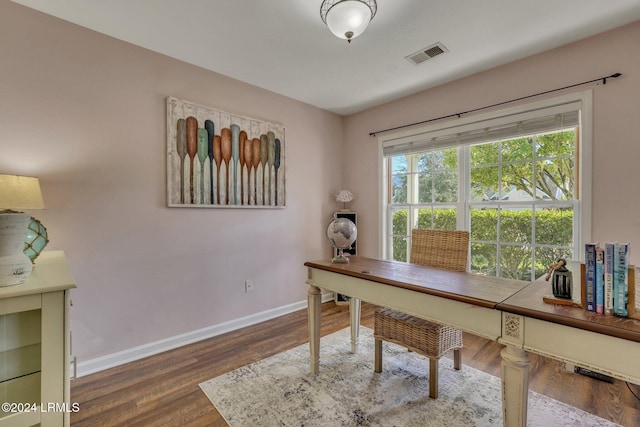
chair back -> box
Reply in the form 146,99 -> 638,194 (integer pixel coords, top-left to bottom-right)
409,229 -> 469,272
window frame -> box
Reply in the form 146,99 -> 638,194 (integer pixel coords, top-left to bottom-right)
378,91 -> 593,268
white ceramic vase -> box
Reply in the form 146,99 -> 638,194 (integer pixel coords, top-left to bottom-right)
0,212 -> 33,286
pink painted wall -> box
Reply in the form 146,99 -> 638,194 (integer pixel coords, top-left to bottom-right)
0,2 -> 344,362
3,0 -> 639,367
345,21 -> 640,268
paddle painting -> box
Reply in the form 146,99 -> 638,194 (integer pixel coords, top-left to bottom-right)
167,97 -> 285,208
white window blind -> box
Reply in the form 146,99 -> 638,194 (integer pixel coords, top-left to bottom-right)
382,101 -> 580,157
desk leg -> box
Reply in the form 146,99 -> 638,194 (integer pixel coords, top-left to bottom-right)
308,285 -> 321,374
349,297 -> 361,353
500,346 -> 530,427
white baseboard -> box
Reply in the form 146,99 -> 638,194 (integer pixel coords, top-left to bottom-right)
76,292 -> 335,377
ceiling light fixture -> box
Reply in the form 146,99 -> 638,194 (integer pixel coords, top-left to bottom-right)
320,0 -> 377,43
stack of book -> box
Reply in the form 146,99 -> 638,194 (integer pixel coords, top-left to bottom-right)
584,242 -> 631,316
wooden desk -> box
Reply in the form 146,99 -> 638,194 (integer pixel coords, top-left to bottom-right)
305,256 -> 640,427
498,278 -> 640,383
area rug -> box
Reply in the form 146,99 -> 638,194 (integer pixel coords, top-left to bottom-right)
200,327 -> 619,427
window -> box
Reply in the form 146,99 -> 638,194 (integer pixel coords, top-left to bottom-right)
380,92 -> 592,282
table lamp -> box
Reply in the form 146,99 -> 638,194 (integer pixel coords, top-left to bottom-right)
0,174 -> 45,286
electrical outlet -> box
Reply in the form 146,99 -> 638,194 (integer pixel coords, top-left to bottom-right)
245,279 -> 254,293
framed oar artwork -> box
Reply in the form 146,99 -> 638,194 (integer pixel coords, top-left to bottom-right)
167,97 -> 286,208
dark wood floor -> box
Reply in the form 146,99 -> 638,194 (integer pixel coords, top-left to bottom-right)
71,301 -> 640,426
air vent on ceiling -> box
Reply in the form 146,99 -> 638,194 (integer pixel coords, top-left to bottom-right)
405,42 -> 448,65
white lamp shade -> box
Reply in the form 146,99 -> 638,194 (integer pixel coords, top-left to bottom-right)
325,1 -> 373,41
0,175 -> 44,210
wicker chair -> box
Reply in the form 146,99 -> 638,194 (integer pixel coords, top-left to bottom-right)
374,228 -> 470,399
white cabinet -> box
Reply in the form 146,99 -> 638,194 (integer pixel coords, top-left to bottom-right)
0,251 -> 76,427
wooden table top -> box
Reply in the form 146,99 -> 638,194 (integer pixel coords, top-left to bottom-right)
499,279 -> 640,343
305,256 -> 529,309
306,256 -> 640,343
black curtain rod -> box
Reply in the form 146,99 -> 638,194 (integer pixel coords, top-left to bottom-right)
369,72 -> 622,137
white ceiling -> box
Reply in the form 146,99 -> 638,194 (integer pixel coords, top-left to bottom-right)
13,0 -> 640,115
